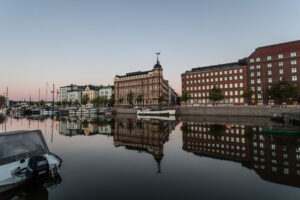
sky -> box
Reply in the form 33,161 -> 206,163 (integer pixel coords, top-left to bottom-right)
1,0 -> 300,100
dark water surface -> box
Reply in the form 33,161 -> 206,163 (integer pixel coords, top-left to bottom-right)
1,115 -> 300,200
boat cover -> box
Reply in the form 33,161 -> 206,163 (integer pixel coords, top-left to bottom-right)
0,130 -> 49,165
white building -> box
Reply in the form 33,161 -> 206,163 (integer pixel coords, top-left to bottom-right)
99,86 -> 114,100
67,90 -> 82,104
60,85 -> 79,102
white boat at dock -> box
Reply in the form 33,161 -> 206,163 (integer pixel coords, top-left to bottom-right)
137,115 -> 176,121
136,109 -> 176,116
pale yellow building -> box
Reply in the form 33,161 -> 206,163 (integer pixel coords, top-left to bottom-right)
82,85 -> 101,102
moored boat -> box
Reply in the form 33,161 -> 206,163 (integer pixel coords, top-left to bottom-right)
137,109 -> 175,116
0,130 -> 62,193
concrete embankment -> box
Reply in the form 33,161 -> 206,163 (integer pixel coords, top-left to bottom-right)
115,105 -> 300,117
178,105 -> 300,117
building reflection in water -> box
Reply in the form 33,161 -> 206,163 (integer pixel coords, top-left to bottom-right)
113,118 -> 177,173
182,121 -> 300,188
58,118 -> 114,137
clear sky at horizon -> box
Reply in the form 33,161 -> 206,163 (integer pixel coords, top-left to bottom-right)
1,0 -> 300,100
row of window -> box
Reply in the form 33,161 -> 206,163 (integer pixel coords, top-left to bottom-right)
189,98 -> 244,104
250,76 -> 298,85
185,75 -> 244,84
186,83 -> 244,91
249,52 -> 297,63
189,90 -> 244,98
185,68 -> 244,79
250,60 -> 297,70
250,68 -> 297,77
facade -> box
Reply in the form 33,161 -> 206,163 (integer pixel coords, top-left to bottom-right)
168,87 -> 178,105
99,85 -> 114,100
67,89 -> 83,104
59,84 -> 79,102
247,40 -> 300,104
114,59 -> 170,107
181,59 -> 247,105
82,85 -> 101,102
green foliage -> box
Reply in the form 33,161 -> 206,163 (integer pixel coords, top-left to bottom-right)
39,100 -> 45,106
81,95 -> 90,105
56,101 -> 62,107
127,91 -> 134,107
118,97 -> 123,104
268,79 -> 299,104
74,99 -> 80,106
137,94 -> 143,105
243,89 -> 255,104
208,86 -> 224,104
62,100 -> 68,107
108,94 -> 115,107
181,92 -> 191,105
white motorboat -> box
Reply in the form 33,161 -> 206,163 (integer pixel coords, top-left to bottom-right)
0,130 -> 62,193
137,109 -> 176,116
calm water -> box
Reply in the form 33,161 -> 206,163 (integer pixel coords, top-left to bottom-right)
1,115 -> 300,200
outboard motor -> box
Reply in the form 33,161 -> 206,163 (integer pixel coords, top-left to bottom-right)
26,156 -> 50,184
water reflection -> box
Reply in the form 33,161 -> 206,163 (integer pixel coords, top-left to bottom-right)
113,118 -> 177,173
182,121 -> 300,187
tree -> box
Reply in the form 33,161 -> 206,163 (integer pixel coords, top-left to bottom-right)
119,97 -> 124,105
158,95 -> 166,109
55,101 -> 62,107
67,101 -> 72,108
268,79 -> 299,104
243,89 -> 255,105
39,100 -> 45,106
81,95 -> 89,106
74,99 -> 80,107
136,94 -> 143,106
108,94 -> 115,107
0,95 -> 5,107
62,100 -> 67,107
181,92 -> 191,105
127,91 -> 134,107
208,86 -> 224,105
91,97 -> 99,107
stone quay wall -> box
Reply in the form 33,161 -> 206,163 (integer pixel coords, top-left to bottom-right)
177,105 -> 300,117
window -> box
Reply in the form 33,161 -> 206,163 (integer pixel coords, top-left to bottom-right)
250,66 -> 254,70
240,83 -> 243,87
257,72 -> 261,76
240,75 -> 243,79
279,62 -> 283,66
234,69 -> 237,74
257,86 -> 261,91
215,72 -> 218,75
278,54 -> 283,59
291,60 -> 297,65
268,78 -> 272,83
291,52 -> 296,57
229,76 -> 232,80
239,69 -> 243,73
279,69 -> 283,74
268,70 -> 272,75
257,79 -> 261,84
292,76 -> 297,81
229,84 -> 233,88
267,56 -> 272,60
229,70 -> 232,74
292,68 -> 297,73
220,71 -> 223,75
256,65 -> 261,69
251,80 -> 254,84
267,63 -> 272,68
234,76 -> 237,80
250,72 -> 254,77
250,59 -> 254,63
256,58 -> 260,62
234,83 -> 238,88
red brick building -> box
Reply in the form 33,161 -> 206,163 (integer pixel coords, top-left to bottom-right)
181,59 -> 247,105
114,59 -> 169,107
247,40 -> 300,104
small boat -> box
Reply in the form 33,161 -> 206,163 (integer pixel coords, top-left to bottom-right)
137,109 -> 176,116
0,130 -> 62,193
262,129 -> 300,135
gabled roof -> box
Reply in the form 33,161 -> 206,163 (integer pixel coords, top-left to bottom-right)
84,85 -> 101,91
